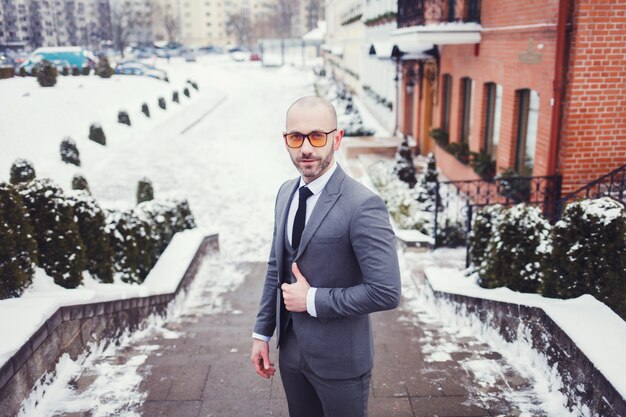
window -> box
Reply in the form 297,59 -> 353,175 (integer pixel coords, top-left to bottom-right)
515,89 -> 540,176
459,77 -> 474,145
483,82 -> 502,158
441,74 -> 452,133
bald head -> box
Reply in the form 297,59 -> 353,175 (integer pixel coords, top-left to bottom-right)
285,96 -> 338,131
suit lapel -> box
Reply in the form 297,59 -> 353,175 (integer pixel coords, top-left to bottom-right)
295,166 -> 345,260
276,179 -> 299,279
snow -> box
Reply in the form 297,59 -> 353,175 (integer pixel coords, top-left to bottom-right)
424,262 -> 626,403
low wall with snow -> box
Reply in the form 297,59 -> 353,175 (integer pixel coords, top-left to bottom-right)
424,276 -> 626,417
0,232 -> 218,417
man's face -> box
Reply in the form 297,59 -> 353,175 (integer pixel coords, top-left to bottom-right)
285,104 -> 343,183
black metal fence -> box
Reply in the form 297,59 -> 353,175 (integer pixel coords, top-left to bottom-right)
397,0 -> 481,28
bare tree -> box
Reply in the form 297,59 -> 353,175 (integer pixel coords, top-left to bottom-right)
110,2 -> 135,57
226,12 -> 252,47
275,0 -> 300,38
153,3 -> 179,45
306,0 -> 321,32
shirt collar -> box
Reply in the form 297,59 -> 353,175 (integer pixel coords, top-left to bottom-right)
298,161 -> 337,196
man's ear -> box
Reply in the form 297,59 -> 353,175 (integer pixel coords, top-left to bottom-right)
333,129 -> 344,150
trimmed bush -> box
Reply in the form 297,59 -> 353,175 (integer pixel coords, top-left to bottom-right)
71,66 -> 80,76
10,159 -> 36,185
71,174 -> 90,193
81,66 -> 91,76
60,137 -> 81,166
172,91 -> 179,103
141,103 -> 150,118
478,204 -> 551,293
67,191 -> 115,283
118,111 -> 131,126
61,66 -> 69,76
183,87 -> 190,98
137,177 -> 154,204
187,80 -> 199,90
435,217 -> 466,248
158,97 -> 166,110
0,182 -> 38,299
393,136 -> 417,188
19,67 -> 27,77
89,123 -> 106,145
17,179 -> 86,288
468,205 -> 505,270
95,56 -> 114,78
36,60 -> 57,87
542,198 -> 626,318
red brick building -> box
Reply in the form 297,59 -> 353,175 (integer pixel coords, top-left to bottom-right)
394,0 -> 626,193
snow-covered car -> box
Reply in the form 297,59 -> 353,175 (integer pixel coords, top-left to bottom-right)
229,50 -> 248,62
114,62 -> 168,81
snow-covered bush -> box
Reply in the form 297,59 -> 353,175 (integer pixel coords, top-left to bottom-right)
36,60 -> 57,87
172,91 -> 180,103
67,191 -> 115,284
158,97 -> 166,110
141,103 -> 150,118
478,204 -> 551,293
71,174 -> 90,193
435,217 -> 466,248
88,123 -> 106,146
183,87 -> 190,98
118,111 -> 131,126
10,158 -> 36,185
136,177 -> 154,204
0,182 -> 38,299
61,66 -> 69,76
393,136 -> 417,188
71,66 -> 80,76
17,179 -> 86,289
542,198 -> 626,318
187,80 -> 199,90
468,204 -> 505,270
95,56 -> 114,78
81,66 -> 90,76
60,137 -> 81,166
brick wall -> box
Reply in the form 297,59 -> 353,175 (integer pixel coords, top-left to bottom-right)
558,0 -> 626,193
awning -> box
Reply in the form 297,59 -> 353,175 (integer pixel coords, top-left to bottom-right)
368,41 -> 393,59
369,41 -> 435,61
391,22 -> 481,45
331,46 -> 343,57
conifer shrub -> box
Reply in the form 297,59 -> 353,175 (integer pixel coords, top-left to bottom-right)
10,159 -> 36,185
17,179 -> 86,288
172,91 -> 179,103
158,97 -> 166,110
19,67 -> 27,77
95,56 -> 114,78
136,177 -> 154,204
61,66 -> 69,76
542,198 -> 626,318
187,80 -> 199,90
88,123 -> 106,145
31,67 -> 39,77
175,199 -> 197,231
81,66 -> 91,76
393,136 -> 417,188
435,217 -> 466,248
0,182 -> 38,299
71,174 -> 90,193
36,60 -> 57,87
118,111 -> 131,126
183,87 -> 190,98
478,204 -> 551,293
60,137 -> 81,166
141,103 -> 150,118
71,66 -> 80,76
468,205 -> 505,270
67,191 -> 114,283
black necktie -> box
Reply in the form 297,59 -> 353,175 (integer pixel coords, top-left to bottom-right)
292,186 -> 313,250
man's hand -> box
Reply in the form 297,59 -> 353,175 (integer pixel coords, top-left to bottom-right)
250,339 -> 276,379
281,263 -> 310,312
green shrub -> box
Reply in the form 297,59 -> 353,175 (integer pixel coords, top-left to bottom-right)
436,217 -> 466,248
141,103 -> 150,118
81,66 -> 91,76
60,137 -> 81,166
67,191 -> 115,283
0,182 -> 38,299
187,80 -> 199,90
445,142 -> 470,164
95,56 -> 114,78
118,110 -> 131,126
172,91 -> 179,103
71,66 -> 80,76
478,204 -> 551,293
136,177 -> 154,204
10,159 -> 36,185
158,97 -> 166,110
183,87 -> 190,98
71,174 -> 90,193
89,123 -> 106,145
17,179 -> 86,288
470,150 -> 496,180
36,60 -> 57,87
469,205 -> 505,270
542,198 -> 626,318
428,128 -> 449,147
393,136 -> 417,188
495,168 -> 531,203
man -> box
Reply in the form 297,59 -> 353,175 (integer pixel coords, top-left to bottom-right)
250,96 -> 401,417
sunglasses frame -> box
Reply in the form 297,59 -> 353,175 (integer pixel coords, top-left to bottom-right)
283,129 -> 337,148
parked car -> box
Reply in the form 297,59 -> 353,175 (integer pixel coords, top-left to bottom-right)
19,46 -> 96,74
114,61 -> 168,81
183,50 -> 197,62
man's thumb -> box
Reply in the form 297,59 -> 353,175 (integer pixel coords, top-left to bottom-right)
292,263 -> 304,281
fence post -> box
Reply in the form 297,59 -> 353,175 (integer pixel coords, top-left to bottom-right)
433,180 -> 440,248
465,203 -> 473,268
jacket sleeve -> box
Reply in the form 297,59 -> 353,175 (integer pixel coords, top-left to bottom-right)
314,194 -> 401,318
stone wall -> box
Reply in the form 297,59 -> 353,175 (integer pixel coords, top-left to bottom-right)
0,234 -> 218,417
427,282 -> 626,417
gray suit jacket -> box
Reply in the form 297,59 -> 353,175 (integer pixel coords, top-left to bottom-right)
253,164 -> 401,380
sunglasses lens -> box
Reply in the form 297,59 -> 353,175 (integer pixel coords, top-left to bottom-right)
286,133 -> 304,148
309,132 -> 327,147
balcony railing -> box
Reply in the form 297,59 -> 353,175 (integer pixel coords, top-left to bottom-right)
398,0 -> 481,28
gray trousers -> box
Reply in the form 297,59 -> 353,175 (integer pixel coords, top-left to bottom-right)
279,328 -> 371,417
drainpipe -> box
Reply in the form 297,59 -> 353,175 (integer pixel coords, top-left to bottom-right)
547,0 -> 573,177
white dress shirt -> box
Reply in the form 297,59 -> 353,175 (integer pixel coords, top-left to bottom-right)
252,162 -> 338,342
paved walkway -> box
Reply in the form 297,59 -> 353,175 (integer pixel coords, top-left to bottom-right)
54,253 -> 548,417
